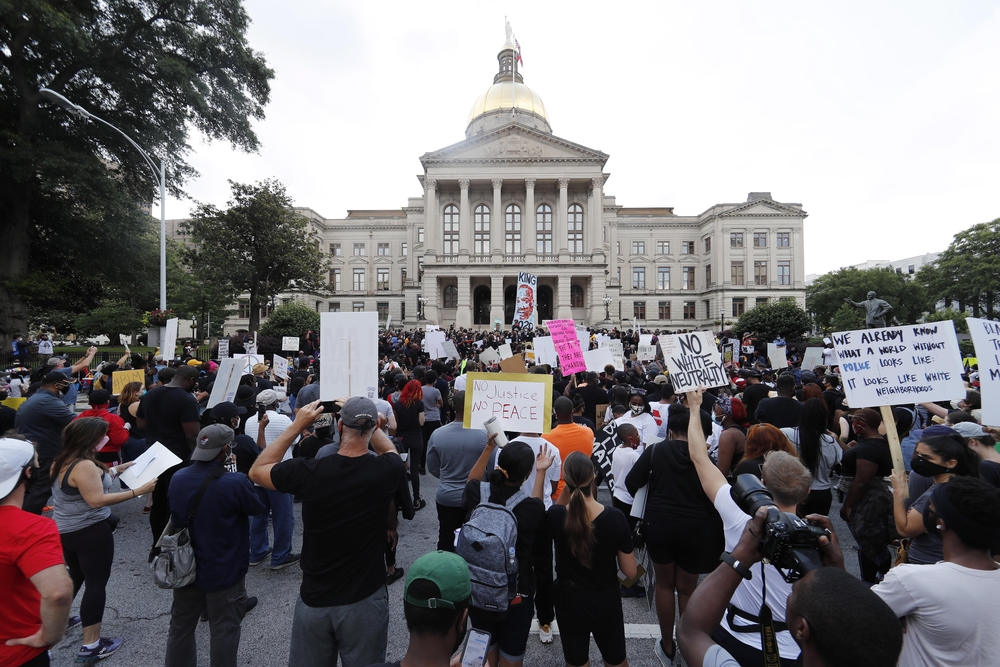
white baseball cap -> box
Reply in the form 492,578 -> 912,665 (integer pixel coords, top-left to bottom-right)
0,438 -> 35,498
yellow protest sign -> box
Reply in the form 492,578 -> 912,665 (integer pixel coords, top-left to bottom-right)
112,369 -> 146,395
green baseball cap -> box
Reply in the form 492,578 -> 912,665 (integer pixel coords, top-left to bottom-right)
404,551 -> 471,610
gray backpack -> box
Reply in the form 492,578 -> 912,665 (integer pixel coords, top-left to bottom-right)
456,481 -> 526,612
152,469 -> 221,589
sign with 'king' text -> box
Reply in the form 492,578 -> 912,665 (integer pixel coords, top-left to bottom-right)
831,321 -> 965,407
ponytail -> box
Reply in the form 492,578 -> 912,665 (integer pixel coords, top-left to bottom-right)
562,452 -> 596,566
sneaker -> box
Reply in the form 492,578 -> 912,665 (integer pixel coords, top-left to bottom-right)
245,596 -> 259,614
539,624 -> 553,644
76,637 -> 123,663
67,615 -> 82,630
249,549 -> 271,566
654,638 -> 677,667
387,568 -> 405,585
270,553 -> 302,570
414,498 -> 427,511
620,583 -> 646,598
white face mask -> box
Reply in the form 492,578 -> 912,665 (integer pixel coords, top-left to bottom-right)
95,435 -> 110,451
630,404 -> 644,415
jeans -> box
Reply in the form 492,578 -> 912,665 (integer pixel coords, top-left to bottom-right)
165,578 -> 251,667
436,503 -> 465,552
288,586 -> 389,667
249,486 -> 294,564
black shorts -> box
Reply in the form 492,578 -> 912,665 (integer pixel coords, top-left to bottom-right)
644,517 -> 724,574
469,594 -> 534,662
554,584 -> 626,667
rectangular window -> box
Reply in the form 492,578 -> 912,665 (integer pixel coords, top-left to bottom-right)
353,302 -> 365,312
353,242 -> 366,256
754,261 -> 768,285
683,266 -> 695,290
329,268 -> 341,292
328,302 -> 340,312
753,232 -> 767,248
632,267 -> 645,289
730,232 -> 743,248
658,301 -> 671,320
377,243 -> 389,256
417,228 -> 424,243
377,302 -> 389,320
731,261 -> 744,286
682,241 -> 695,255
401,242 -> 408,256
401,268 -> 407,285
777,261 -> 791,286
617,241 -> 621,255
633,301 -> 646,320
705,264 -> 712,285
353,268 -> 365,291
776,232 -> 790,247
568,219 -> 583,254
377,267 -> 390,291
657,267 -> 670,290
704,237 -> 711,252
683,301 -> 696,320
400,301 -> 405,321
505,206 -> 522,255
756,297 -> 769,307
657,241 -> 670,255
632,241 -> 645,255
908,264 -> 915,274
443,218 -> 459,255
732,297 -> 745,317
315,300 -> 321,312
329,243 -> 342,256
238,300 -> 250,319
475,213 -> 490,255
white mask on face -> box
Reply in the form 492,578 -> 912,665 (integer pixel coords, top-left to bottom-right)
630,404 -> 644,416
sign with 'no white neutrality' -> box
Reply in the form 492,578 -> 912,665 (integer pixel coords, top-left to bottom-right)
659,331 -> 728,390
831,321 -> 965,407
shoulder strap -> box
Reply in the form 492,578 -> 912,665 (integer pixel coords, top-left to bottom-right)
60,459 -> 85,493
188,468 -> 224,523
504,488 -> 528,511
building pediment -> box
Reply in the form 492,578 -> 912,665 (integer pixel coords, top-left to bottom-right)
720,200 -> 804,218
421,124 -> 609,166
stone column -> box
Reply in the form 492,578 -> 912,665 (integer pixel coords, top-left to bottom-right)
491,179 -> 503,255
556,274 -> 573,320
490,274 -> 504,327
557,178 -> 570,257
459,178 -> 471,256
524,178 -> 536,257
424,178 -> 437,258
456,274 -> 472,328
609,220 -> 619,286
590,176 -> 604,258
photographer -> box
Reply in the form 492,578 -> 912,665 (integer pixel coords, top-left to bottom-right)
685,388 -> 837,667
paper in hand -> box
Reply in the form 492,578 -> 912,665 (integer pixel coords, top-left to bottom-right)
118,442 -> 183,489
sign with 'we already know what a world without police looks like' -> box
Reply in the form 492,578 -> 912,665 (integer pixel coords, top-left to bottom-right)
831,321 -> 965,407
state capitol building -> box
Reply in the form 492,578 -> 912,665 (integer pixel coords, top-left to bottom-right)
189,33 -> 807,335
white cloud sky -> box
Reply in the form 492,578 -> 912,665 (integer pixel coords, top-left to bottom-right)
167,0 -> 1000,276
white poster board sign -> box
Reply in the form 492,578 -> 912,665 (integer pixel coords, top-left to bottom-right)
767,343 -> 788,371
217,339 -> 230,359
639,334 -> 654,346
162,317 -> 179,361
207,357 -> 244,408
599,339 -> 625,371
533,336 -> 557,367
478,347 -> 500,365
232,353 -> 263,374
965,318 -> 999,425
637,344 -> 658,361
659,331 -> 728,390
320,311 -> 379,401
576,328 -> 591,353
831,321 -> 965,407
272,355 -> 289,380
463,372 -> 553,434
425,330 -> 446,358
801,347 -> 824,372
498,343 -> 514,360
584,346 -> 615,373
117,442 -> 183,490
282,336 -> 299,352
441,340 -> 460,361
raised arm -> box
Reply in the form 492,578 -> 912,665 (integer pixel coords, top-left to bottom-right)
467,433 -> 499,482
685,388 -> 729,502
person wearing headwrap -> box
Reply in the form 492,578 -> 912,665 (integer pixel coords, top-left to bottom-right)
872,476 -> 1000,667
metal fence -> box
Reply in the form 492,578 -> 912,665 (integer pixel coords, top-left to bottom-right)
2,347 -> 213,372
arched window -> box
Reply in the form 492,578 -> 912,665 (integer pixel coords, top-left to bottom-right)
536,204 -> 552,254
443,285 -> 458,308
474,204 -> 490,256
443,204 -> 459,255
505,204 -> 522,255
568,204 -> 584,254
571,284 -> 584,308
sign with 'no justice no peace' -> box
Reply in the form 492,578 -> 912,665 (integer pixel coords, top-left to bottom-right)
831,320 -> 965,408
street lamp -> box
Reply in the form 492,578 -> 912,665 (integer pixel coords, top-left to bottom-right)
602,295 -> 613,321
39,88 -> 167,312
417,296 -> 426,320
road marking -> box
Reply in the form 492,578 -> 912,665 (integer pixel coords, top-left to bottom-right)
530,620 -> 662,639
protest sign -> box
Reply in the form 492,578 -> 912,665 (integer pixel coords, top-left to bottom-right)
525,350 -> 536,364
546,319 -> 586,373
441,340 -> 460,361
464,372 -> 552,434
385,315 -> 391,331
111,369 -> 145,395
498,343 -> 514,360
320,311 -> 379,401
532,336 -> 557,367
659,331 -> 727,390
639,334 -> 654,346
232,354 -> 263,374
217,338 -> 230,358
512,272 -> 538,328
592,421 -> 626,492
721,344 -> 735,368
272,355 -> 289,380
584,346 -> 615,373
600,339 -> 625,371
117,442 -> 183,490
831,321 -> 965,408
595,403 -> 610,431
498,354 -> 527,374
425,330 -> 446,358
576,328 -> 590,353
478,347 -> 500,365
963,318 -> 999,425
801,347 -> 824,372
282,337 -> 299,352
595,333 -> 610,347
767,343 -> 788,371
208,358 -> 244,408
637,344 -> 658,361
162,317 -> 179,361
426,324 -> 440,331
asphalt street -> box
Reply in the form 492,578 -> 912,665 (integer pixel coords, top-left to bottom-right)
45,464 -> 864,667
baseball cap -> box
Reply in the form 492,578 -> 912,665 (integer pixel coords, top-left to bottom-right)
951,421 -> 987,439
252,363 -> 266,375
42,371 -> 70,385
404,551 -> 472,610
256,389 -> 280,406
653,375 -> 669,385
339,397 -> 378,430
89,389 -> 111,405
186,358 -> 202,367
211,401 -> 247,422
741,368 -> 761,378
190,424 -> 234,462
0,438 -> 36,498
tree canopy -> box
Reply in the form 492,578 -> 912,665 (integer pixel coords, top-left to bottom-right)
918,218 -> 1000,320
733,299 -> 812,342
0,0 -> 273,343
259,302 -> 321,341
182,179 -> 329,333
806,266 -> 928,331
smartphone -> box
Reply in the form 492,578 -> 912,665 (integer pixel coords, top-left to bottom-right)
460,629 -> 491,667
257,404 -> 267,420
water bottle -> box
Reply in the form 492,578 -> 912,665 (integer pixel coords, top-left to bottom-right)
508,546 -> 516,571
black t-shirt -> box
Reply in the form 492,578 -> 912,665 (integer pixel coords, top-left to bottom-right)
742,383 -> 771,424
571,385 -> 608,424
841,437 -> 892,477
754,396 -> 802,429
232,434 -> 259,476
547,504 -> 633,590
980,460 -> 1000,489
296,434 -> 330,460
271,452 -> 405,607
732,457 -> 765,479
391,395 -> 424,443
136,385 -> 201,460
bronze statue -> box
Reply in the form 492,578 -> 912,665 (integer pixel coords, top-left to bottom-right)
845,291 -> 893,328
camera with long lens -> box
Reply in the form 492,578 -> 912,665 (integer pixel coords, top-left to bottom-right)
731,474 -> 829,582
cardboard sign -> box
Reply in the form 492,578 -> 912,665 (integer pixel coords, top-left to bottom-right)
595,403 -> 610,431
320,311 -> 379,401
639,334 -> 654,346
767,342 -> 788,371
217,339 -> 230,358
273,355 -> 289,380
637,344 -> 658,361
162,317 -> 179,360
831,321 -> 965,408
965,318 -> 999,425
584,346 -> 615,373
282,336 -> 299,352
425,330 -> 446,358
498,354 -> 527,374
533,336 -> 557,367
498,343 -> 514,360
801,347 -> 824,372
464,372 -> 553,434
441,340 -> 460,361
600,339 -> 625,371
111,369 -> 145,395
208,357 -> 244,408
478,347 -> 500,365
546,319 -> 586,374
659,331 -> 727,390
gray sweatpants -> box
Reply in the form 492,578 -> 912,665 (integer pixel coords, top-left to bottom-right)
288,586 -> 389,667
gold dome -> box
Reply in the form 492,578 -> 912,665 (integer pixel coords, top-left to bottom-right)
467,80 -> 548,124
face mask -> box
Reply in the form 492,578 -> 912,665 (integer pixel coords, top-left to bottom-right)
911,455 -> 952,478
711,412 -> 719,424
852,422 -> 866,437
95,435 -> 110,451
630,404 -> 644,416
922,506 -> 942,535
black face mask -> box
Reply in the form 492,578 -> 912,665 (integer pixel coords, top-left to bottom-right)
911,455 -> 952,478
922,505 -> 942,535
452,614 -> 468,656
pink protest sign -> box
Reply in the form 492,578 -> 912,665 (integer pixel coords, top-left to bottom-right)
546,319 -> 586,374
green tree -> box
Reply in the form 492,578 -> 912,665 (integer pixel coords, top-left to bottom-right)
829,303 -> 866,333
260,302 -> 320,341
182,179 -> 329,333
919,219 -> 1000,319
0,0 -> 273,344
923,308 -> 969,334
75,299 -> 145,341
733,300 -> 812,342
806,267 -> 928,330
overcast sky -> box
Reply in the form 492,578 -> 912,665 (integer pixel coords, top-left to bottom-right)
166,0 -> 1000,276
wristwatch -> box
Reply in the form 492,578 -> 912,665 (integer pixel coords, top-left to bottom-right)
720,551 -> 753,580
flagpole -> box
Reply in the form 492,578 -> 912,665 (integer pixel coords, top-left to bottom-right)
512,34 -> 517,124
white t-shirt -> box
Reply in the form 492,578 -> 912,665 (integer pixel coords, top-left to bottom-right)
37,339 -> 53,355
872,562 -> 1000,667
492,435 -> 562,509
780,427 -> 841,490
616,411 -> 660,447
713,486 -> 799,660
650,401 -> 673,440
822,347 -> 837,366
611,445 -> 642,505
245,410 -> 295,466
453,374 -> 467,392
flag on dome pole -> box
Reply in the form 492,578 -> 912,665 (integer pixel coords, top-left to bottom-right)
515,39 -> 523,67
